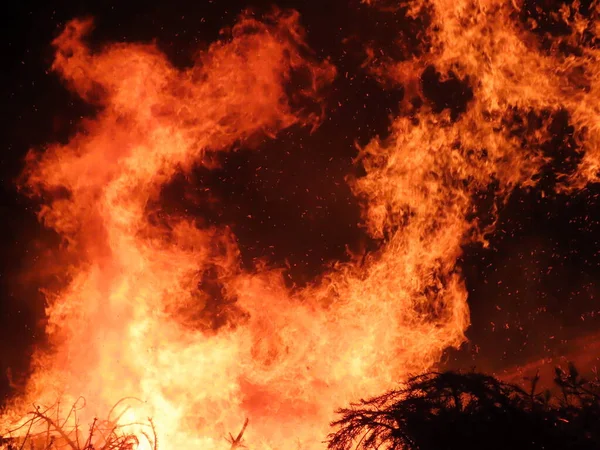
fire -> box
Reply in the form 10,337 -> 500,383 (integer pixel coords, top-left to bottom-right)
3,0 -> 600,449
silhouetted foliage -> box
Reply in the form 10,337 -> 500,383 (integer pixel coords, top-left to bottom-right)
329,363 -> 600,450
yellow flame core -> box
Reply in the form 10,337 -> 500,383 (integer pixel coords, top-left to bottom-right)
4,1 -> 600,449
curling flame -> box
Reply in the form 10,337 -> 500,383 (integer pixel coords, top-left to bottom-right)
4,0 -> 600,449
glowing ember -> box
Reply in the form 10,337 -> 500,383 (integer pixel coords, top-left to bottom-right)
3,0 -> 600,449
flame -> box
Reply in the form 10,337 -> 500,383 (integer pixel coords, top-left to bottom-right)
3,0 -> 600,449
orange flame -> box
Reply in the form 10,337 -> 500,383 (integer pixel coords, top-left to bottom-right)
4,0 -> 600,449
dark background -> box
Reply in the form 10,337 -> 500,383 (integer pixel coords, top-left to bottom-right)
2,0 -> 600,401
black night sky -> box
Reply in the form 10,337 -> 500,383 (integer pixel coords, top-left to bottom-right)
2,0 -> 600,403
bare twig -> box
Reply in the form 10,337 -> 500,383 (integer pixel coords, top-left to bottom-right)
228,418 -> 249,450
31,406 -> 79,450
